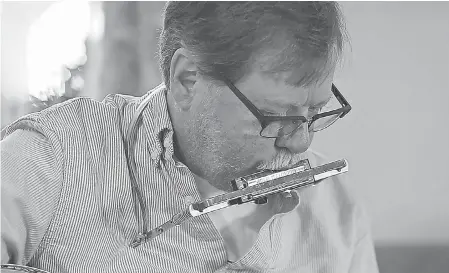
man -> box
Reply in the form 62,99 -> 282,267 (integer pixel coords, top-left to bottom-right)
1,2 -> 379,272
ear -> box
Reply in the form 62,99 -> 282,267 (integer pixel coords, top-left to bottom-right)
169,48 -> 198,111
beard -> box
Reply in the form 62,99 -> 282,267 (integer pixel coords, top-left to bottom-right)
186,113 -> 309,191
256,147 -> 308,171
188,112 -> 309,191
190,139 -> 308,192
183,85 -> 309,191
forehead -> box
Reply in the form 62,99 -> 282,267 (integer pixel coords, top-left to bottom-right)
240,69 -> 334,109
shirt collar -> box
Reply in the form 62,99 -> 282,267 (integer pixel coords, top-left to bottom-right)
140,83 -> 176,166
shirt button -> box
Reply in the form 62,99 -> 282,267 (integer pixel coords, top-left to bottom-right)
163,137 -> 171,148
150,150 -> 160,160
184,196 -> 195,205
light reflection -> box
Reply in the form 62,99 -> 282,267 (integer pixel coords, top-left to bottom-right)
26,0 -> 92,100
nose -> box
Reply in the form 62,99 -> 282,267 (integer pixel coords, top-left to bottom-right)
274,123 -> 313,154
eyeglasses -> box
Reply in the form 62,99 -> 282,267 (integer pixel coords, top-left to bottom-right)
220,76 -> 352,138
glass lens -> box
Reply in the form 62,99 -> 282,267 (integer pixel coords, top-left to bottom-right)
260,91 -> 345,137
311,113 -> 341,132
261,119 -> 304,137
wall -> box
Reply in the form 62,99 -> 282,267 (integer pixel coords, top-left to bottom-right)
311,1 -> 449,244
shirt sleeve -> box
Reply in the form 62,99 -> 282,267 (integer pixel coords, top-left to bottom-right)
1,129 -> 62,265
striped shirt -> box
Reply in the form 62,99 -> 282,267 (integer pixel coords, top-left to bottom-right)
1,84 -> 379,273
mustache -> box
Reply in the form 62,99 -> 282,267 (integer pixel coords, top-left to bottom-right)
256,148 -> 308,171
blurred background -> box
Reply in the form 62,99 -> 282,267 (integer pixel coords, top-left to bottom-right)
1,1 -> 449,272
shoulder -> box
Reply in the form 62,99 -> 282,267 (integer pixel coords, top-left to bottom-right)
2,92 -> 151,140
1,129 -> 63,215
1,128 -> 63,188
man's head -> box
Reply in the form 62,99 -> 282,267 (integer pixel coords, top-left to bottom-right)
159,1 -> 348,192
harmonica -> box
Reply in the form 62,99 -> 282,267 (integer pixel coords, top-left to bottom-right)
131,158 -> 348,247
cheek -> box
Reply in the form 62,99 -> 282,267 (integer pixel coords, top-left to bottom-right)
224,116 -> 277,163
214,103 -> 276,162
219,106 -> 261,137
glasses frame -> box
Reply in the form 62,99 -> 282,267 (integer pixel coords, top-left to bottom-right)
220,76 -> 352,138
